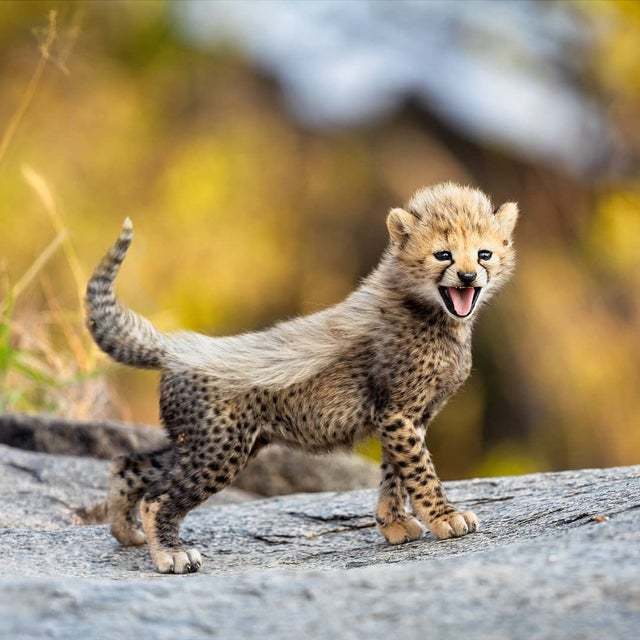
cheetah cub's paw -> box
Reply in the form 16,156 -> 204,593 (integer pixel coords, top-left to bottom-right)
154,548 -> 203,574
111,524 -> 146,547
429,510 -> 478,540
378,516 -> 424,545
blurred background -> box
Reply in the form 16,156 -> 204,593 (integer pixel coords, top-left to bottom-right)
1,0 -> 639,480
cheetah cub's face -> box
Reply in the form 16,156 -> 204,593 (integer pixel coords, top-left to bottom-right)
387,182 -> 518,320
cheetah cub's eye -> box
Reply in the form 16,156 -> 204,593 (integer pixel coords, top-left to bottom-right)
478,250 -> 493,261
433,250 -> 452,261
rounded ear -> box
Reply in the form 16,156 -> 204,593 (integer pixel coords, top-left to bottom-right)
386,208 -> 418,245
494,202 -> 519,236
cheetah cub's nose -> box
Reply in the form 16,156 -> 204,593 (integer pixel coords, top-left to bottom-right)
457,271 -> 477,285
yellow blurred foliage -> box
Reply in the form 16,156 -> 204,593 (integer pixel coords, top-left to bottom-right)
589,190 -> 640,275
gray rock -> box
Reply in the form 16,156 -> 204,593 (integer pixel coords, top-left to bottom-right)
0,413 -> 379,495
1,443 -> 639,639
0,412 -> 166,458
234,442 -> 379,496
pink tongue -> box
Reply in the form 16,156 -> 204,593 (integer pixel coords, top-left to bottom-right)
448,287 -> 475,316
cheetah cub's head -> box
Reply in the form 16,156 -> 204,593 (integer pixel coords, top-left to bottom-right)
386,182 -> 518,321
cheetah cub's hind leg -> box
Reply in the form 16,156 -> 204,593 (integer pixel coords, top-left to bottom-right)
376,459 -> 424,544
108,447 -> 174,547
140,418 -> 260,574
140,494 -> 203,574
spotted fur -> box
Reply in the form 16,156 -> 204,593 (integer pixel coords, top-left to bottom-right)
86,182 -> 518,574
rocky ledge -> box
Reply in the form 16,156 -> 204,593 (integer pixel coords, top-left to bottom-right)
1,443 -> 639,639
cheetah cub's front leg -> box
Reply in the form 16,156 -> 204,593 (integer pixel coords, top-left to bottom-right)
378,416 -> 478,541
376,457 -> 424,544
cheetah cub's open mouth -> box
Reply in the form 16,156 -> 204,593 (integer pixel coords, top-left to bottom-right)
438,286 -> 482,318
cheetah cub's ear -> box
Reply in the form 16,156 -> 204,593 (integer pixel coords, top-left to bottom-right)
387,207 -> 419,245
494,202 -> 519,237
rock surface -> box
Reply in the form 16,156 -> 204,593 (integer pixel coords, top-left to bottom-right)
0,413 -> 379,496
1,443 -> 639,639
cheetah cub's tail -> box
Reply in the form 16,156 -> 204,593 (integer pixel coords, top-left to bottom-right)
85,218 -> 166,369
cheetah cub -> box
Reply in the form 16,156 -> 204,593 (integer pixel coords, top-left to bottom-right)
86,182 -> 518,574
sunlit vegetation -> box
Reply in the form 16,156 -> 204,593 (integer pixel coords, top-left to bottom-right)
1,1 -> 638,478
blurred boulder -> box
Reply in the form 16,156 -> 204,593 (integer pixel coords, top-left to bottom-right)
0,413 -> 379,496
0,413 -> 166,459
234,443 -> 379,496
181,0 -> 623,177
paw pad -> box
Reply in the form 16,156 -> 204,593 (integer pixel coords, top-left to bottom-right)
379,517 -> 424,545
155,549 -> 203,574
429,510 -> 478,540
